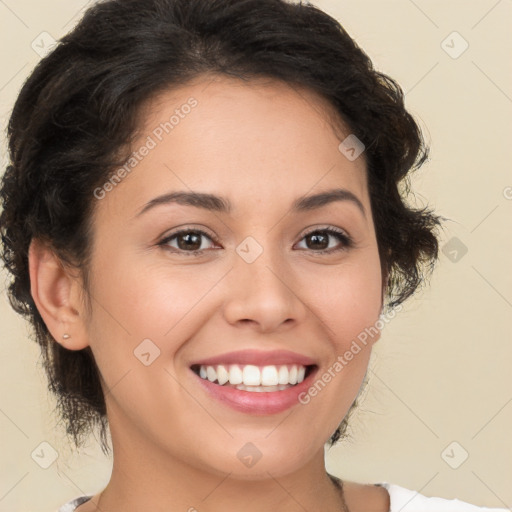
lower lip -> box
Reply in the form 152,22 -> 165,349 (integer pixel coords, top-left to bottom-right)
192,367 -> 317,415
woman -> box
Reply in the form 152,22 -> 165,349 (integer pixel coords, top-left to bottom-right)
0,0 -> 508,511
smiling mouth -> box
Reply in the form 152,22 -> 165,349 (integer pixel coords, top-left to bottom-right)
190,363 -> 316,392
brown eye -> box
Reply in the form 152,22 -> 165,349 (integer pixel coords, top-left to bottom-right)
295,228 -> 353,254
160,229 -> 217,254
305,232 -> 330,250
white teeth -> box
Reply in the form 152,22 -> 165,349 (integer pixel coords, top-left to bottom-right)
217,364 -> 229,385
228,365 -> 243,385
196,363 -> 309,388
243,365 -> 261,386
289,365 -> 298,385
206,366 -> 217,382
278,365 -> 289,385
261,366 -> 279,386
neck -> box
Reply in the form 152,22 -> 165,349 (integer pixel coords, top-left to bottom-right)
96,423 -> 346,512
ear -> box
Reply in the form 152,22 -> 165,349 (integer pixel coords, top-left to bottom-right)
28,238 -> 90,350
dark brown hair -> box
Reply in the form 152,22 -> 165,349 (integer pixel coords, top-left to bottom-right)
0,0 -> 443,454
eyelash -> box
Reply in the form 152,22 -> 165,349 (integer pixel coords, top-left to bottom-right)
158,226 -> 354,256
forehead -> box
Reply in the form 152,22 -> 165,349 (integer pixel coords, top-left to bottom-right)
143,74 -> 348,133
95,74 -> 369,220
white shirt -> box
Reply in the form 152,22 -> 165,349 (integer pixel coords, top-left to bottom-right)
377,483 -> 510,511
57,483 -> 511,511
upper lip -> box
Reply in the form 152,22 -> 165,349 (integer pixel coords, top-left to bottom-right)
190,349 -> 317,367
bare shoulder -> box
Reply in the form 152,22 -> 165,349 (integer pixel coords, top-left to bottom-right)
342,480 -> 390,512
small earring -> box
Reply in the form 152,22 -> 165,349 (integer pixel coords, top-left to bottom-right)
62,333 -> 71,340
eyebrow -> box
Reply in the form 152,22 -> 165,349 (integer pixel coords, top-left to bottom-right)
135,187 -> 366,219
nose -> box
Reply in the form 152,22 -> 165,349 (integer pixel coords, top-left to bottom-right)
222,246 -> 307,333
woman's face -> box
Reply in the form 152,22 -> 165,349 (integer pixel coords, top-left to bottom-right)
82,75 -> 383,479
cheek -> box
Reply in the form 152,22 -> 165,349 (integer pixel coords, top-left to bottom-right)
300,252 -> 383,349
83,256 -> 216,407
294,256 -> 381,430
86,250 -> 227,361
91,248 -> 190,328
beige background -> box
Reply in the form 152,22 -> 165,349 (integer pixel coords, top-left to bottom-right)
0,1 -> 511,511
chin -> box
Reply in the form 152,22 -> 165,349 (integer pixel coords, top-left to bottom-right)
196,431 -> 323,480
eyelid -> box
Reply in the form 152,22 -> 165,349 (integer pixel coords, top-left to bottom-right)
300,224 -> 349,239
159,224 -> 219,240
